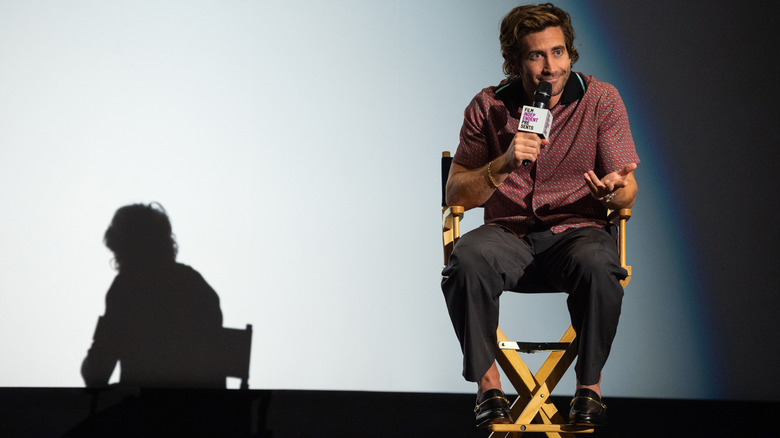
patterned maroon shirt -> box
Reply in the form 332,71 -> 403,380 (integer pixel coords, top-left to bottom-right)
453,73 -> 640,237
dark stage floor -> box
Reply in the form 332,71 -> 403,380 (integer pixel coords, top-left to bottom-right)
0,387 -> 776,437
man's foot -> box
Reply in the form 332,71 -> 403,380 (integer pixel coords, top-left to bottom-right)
568,388 -> 607,426
474,388 -> 512,428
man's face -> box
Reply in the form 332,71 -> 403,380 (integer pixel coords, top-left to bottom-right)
518,26 -> 571,107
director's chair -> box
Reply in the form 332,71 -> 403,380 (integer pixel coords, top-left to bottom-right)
441,151 -> 632,437
218,324 -> 254,390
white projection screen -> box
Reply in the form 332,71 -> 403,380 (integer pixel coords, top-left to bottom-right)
2,0 -> 778,402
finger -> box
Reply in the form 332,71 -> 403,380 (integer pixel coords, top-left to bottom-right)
519,149 -> 539,165
516,143 -> 541,164
584,171 -> 603,188
583,171 -> 603,193
512,131 -> 540,147
611,176 -> 630,190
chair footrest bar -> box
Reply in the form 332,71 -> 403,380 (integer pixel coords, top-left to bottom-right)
498,341 -> 571,353
491,423 -> 595,433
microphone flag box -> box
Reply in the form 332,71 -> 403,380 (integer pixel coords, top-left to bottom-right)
519,105 -> 553,139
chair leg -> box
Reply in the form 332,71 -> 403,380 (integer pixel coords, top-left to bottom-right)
491,327 -> 593,437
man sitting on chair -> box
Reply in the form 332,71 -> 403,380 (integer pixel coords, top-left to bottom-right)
81,203 -> 225,388
441,3 -> 639,428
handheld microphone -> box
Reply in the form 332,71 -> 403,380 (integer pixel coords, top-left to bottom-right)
520,81 -> 553,165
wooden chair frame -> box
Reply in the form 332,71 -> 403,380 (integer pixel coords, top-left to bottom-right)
441,151 -> 631,437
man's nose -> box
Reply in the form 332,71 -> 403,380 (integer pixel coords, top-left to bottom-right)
541,56 -> 553,74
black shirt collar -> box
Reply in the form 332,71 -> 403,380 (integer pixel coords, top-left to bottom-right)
558,72 -> 587,104
496,72 -> 586,110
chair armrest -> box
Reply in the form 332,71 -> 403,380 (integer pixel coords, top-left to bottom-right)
607,208 -> 632,224
442,206 -> 465,228
607,208 -> 632,285
442,206 -> 465,266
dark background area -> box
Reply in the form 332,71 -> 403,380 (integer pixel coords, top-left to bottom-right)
1,388 -> 777,437
601,0 -> 780,400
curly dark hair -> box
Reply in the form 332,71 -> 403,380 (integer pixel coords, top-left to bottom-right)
104,203 -> 178,270
500,3 -> 579,80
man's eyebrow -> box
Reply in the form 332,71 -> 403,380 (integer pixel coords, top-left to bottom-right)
526,44 -> 566,55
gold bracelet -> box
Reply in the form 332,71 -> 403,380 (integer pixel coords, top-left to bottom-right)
486,160 -> 502,189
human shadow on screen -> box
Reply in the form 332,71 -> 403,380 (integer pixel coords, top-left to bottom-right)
64,203 -> 268,437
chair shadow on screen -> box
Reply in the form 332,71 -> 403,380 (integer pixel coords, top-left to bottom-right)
63,203 -> 269,438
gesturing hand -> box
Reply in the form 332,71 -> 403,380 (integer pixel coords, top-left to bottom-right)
583,163 -> 637,201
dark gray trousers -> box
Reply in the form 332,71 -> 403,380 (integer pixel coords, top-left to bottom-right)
441,224 -> 627,385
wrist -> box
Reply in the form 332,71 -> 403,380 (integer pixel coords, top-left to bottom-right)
602,191 -> 617,203
486,160 -> 503,189
599,190 -> 618,207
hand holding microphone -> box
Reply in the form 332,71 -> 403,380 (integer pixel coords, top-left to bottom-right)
520,81 -> 553,166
